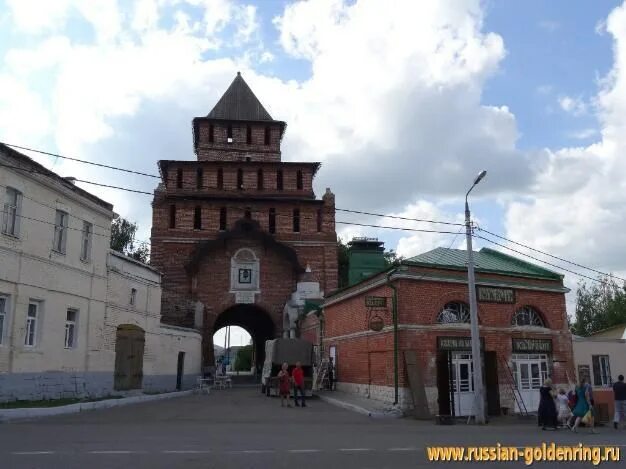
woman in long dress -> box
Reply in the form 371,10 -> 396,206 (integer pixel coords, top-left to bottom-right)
571,378 -> 597,433
537,378 -> 558,430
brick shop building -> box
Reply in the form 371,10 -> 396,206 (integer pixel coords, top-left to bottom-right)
150,73 -> 337,367
311,245 -> 575,416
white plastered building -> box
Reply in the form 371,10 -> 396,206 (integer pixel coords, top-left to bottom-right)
0,143 -> 200,401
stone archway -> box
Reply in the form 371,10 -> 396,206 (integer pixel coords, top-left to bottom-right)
212,305 -> 276,374
114,325 -> 145,391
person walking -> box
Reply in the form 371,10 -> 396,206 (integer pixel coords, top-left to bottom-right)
571,378 -> 597,433
538,378 -> 558,430
327,357 -> 335,391
556,388 -> 572,428
613,374 -> 626,430
292,361 -> 306,407
278,362 -> 292,407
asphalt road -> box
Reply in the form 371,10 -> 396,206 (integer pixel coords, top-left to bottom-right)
0,388 -> 624,468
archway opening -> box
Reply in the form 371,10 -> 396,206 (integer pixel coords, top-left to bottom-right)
213,326 -> 253,373
212,304 -> 276,378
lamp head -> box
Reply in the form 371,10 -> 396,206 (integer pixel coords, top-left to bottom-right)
473,170 -> 487,186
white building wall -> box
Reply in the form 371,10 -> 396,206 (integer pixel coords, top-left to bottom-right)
0,147 -> 201,401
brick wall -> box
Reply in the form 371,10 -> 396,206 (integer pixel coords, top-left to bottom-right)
322,272 -> 575,413
196,122 -> 282,162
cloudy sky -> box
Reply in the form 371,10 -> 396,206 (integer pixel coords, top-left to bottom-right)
1,0 -> 625,342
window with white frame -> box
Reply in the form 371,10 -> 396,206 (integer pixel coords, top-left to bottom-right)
0,295 -> 7,345
230,248 -> 259,291
130,288 -> 137,306
2,187 -> 22,237
25,302 -> 38,347
65,309 -> 78,348
592,355 -> 612,387
53,210 -> 69,253
80,221 -> 92,261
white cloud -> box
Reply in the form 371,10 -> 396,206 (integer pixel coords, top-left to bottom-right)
567,128 -> 598,140
504,1 -> 626,285
558,95 -> 587,116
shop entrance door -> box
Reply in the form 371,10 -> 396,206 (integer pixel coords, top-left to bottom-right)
512,354 -> 549,413
451,352 -> 475,416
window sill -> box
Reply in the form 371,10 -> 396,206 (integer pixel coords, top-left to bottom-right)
80,257 -> 91,265
51,249 -> 66,256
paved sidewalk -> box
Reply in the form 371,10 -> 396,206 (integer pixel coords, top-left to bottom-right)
316,390 -> 403,418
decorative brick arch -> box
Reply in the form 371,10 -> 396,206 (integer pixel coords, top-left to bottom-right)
511,305 -> 550,329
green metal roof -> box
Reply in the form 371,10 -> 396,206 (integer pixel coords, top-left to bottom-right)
404,247 -> 563,280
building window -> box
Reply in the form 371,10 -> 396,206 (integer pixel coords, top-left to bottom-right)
25,302 -> 38,347
592,355 -> 612,387
257,169 -> 264,190
230,248 -> 259,291
219,207 -> 227,231
217,168 -> 224,189
53,210 -> 68,254
316,209 -> 322,232
246,125 -> 252,144
169,205 -> 176,229
237,169 -> 244,190
0,295 -> 7,345
209,124 -> 214,143
296,170 -> 303,190
227,125 -> 233,143
293,208 -> 300,233
277,170 -> 283,191
176,168 -> 183,188
512,306 -> 545,327
2,187 -> 22,237
244,207 -> 252,219
130,288 -> 137,306
437,302 -> 470,324
269,208 -> 276,234
80,221 -> 93,261
264,126 -> 270,145
196,168 -> 203,189
194,206 -> 202,230
65,309 -> 78,349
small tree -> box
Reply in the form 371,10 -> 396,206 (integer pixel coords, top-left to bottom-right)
571,276 -> 626,336
110,216 -> 149,264
234,345 -> 253,371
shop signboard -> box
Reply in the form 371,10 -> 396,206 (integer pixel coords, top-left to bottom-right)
512,338 -> 552,353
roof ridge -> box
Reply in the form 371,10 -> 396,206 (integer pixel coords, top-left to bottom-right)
479,247 -> 562,278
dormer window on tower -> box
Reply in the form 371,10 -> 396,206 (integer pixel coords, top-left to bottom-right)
237,169 -> 244,190
209,124 -> 214,143
257,169 -> 264,190
277,170 -> 283,191
296,170 -> 303,190
176,168 -> 183,189
217,168 -> 224,189
246,125 -> 252,144
227,125 -> 233,143
264,126 -> 270,145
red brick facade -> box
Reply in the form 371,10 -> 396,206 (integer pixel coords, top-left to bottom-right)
150,74 -> 337,365
320,264 -> 575,415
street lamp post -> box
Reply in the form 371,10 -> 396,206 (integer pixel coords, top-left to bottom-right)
465,170 -> 487,424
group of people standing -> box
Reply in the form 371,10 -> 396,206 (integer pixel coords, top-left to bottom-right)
277,361 -> 306,408
538,374 -> 626,433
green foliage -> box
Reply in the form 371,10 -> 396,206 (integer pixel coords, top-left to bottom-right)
571,276 -> 626,336
110,217 -> 150,264
234,345 -> 253,371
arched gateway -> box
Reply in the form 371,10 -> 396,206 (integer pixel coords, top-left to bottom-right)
150,73 -> 337,371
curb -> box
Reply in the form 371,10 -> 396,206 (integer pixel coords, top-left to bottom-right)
0,390 -> 193,423
317,394 -> 404,419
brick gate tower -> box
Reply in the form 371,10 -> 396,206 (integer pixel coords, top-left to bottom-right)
150,73 -> 338,366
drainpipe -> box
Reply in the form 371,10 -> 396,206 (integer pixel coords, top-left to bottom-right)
386,269 -> 399,405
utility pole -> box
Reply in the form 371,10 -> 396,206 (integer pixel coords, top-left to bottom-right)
465,170 -> 487,424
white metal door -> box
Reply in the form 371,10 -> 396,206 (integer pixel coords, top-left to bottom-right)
513,354 -> 549,413
451,353 -> 475,416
